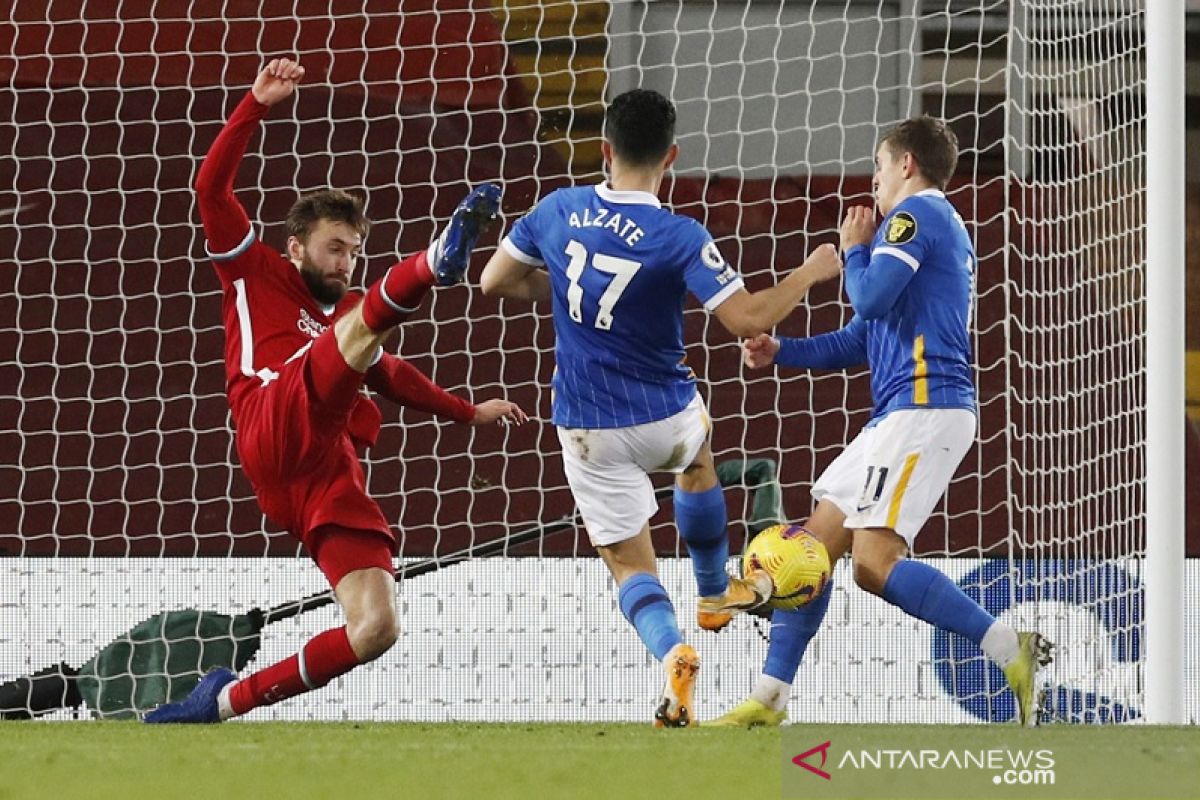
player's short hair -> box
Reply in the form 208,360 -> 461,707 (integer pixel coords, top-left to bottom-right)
286,190 -> 371,241
604,89 -> 676,166
881,116 -> 959,190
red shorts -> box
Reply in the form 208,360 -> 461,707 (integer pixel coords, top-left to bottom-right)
310,526 -> 396,588
232,332 -> 393,548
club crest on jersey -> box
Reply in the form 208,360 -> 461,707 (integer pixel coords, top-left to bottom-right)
884,212 -> 917,245
297,308 -> 328,339
701,241 -> 726,270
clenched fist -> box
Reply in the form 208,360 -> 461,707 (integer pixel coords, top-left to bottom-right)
252,58 -> 305,107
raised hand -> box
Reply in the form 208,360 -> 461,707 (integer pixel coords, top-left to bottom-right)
839,205 -> 876,251
799,242 -> 842,284
470,399 -> 529,427
252,58 -> 305,106
742,333 -> 780,369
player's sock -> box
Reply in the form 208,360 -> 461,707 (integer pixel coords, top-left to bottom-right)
980,620 -> 1021,667
755,578 -> 833,710
227,626 -> 360,716
881,559 -> 994,644
673,484 -> 729,597
360,249 -> 437,332
618,572 -> 684,661
216,681 -> 235,721
749,675 -> 793,714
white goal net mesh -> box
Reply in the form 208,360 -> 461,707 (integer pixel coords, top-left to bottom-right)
2,1 -> 1178,723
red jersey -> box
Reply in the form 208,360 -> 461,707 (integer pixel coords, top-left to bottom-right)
193,92 -> 477,545
196,92 -> 475,448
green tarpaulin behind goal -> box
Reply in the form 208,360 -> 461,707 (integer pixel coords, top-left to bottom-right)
77,610 -> 265,719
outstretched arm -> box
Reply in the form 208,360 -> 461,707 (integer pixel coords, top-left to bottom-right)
711,244 -> 842,338
195,59 -> 305,256
365,353 -> 528,426
742,316 -> 869,371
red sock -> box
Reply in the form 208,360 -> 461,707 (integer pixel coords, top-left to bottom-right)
359,249 -> 436,332
228,626 -> 360,715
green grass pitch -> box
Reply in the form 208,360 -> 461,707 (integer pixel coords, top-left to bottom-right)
0,722 -> 1196,800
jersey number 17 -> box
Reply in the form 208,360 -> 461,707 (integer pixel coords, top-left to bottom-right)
564,239 -> 642,331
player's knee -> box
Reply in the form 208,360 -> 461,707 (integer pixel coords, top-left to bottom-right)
347,607 -> 400,662
852,558 -> 889,596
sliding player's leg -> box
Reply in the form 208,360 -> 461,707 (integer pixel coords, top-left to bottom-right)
706,500 -> 851,727
356,182 -> 501,335
216,529 -> 395,720
558,424 -> 697,728
145,526 -> 395,723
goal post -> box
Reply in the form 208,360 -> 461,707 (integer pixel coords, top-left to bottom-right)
1143,0 -> 1186,725
0,1 -> 1190,723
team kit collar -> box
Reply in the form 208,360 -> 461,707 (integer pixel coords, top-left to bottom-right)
594,182 -> 662,208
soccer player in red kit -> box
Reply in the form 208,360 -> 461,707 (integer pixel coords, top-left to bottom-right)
145,59 -> 526,723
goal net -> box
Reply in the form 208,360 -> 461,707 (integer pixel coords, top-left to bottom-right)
1,1 -> 1181,723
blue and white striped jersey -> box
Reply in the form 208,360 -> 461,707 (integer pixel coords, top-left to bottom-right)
502,183 -> 743,428
847,188 -> 976,417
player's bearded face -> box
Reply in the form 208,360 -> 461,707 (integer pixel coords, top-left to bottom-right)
293,220 -> 363,306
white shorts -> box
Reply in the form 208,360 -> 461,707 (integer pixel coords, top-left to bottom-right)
811,407 -> 975,547
557,394 -> 711,547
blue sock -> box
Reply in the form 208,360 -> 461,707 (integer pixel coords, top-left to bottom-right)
764,580 -> 833,683
881,559 -> 995,644
673,484 -> 729,597
618,573 -> 684,661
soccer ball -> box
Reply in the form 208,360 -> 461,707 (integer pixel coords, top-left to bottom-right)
742,523 -> 831,610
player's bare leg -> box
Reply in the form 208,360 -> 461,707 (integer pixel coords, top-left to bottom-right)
682,445 -> 771,632
848,527 -> 908,597
333,307 -> 393,373
597,528 -> 699,728
803,499 -> 854,562
334,567 -> 400,662
595,525 -> 658,586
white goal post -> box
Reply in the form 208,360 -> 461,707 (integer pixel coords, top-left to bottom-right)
1143,0 -> 1186,725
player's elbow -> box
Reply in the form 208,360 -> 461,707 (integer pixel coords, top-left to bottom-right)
193,162 -> 216,197
715,295 -> 773,338
479,256 -> 512,298
725,317 -> 769,339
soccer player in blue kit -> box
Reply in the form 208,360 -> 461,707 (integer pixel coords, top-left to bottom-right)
712,116 -> 1053,728
480,89 -> 841,726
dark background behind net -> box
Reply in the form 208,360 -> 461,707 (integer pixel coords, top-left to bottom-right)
2,4 -> 1197,562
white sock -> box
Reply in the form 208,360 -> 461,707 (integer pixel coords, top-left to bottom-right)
217,681 -> 237,721
425,236 -> 442,273
981,621 -> 1021,667
750,674 -> 791,713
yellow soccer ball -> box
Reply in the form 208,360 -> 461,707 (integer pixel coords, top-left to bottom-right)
742,523 -> 831,610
